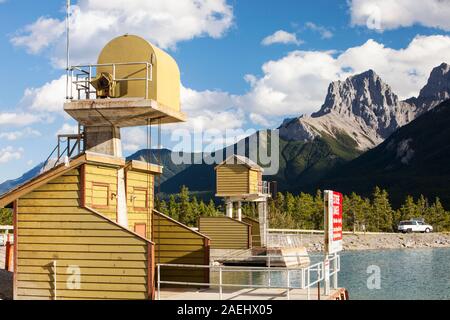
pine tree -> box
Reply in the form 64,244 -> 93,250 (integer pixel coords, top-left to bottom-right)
178,185 -> 194,225
426,198 -> 447,232
157,199 -> 168,215
207,199 -> 218,217
168,194 -> 178,220
313,190 -> 324,230
371,187 -> 394,232
0,208 -> 12,225
399,196 -> 418,222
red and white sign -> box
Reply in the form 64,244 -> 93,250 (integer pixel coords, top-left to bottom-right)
325,190 -> 343,254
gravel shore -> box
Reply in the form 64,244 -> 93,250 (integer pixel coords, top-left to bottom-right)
304,232 -> 450,252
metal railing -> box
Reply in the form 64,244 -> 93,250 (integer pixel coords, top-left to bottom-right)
259,181 -> 270,195
268,228 -> 398,235
42,133 -> 84,171
156,254 -> 340,300
0,226 -> 13,246
69,61 -> 153,100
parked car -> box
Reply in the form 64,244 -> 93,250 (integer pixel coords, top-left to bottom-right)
398,220 -> 433,233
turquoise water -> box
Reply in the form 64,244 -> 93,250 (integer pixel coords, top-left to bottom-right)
213,248 -> 450,300
338,248 -> 450,300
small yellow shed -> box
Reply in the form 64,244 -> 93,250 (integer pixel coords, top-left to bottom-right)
215,155 -> 263,198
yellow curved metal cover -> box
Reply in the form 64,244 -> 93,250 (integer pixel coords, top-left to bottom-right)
97,34 -> 180,112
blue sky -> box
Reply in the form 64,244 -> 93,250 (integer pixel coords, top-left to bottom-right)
1,0 -> 450,183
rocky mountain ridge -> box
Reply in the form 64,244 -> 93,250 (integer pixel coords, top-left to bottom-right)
280,63 -> 450,150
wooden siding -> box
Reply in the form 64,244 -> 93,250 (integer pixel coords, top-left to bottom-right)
153,211 -> 209,285
248,170 -> 260,194
242,216 -> 261,247
83,164 -> 118,221
198,216 -> 251,249
216,165 -> 249,196
126,170 -> 153,239
16,169 -> 153,300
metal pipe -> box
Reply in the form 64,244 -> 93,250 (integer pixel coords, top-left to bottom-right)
88,65 -> 92,99
65,0 -> 70,100
145,63 -> 149,99
307,271 -> 310,300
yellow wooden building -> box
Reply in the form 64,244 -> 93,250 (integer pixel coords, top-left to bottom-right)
0,152 -> 210,299
198,155 -> 270,249
0,34 -> 211,300
215,155 -> 264,199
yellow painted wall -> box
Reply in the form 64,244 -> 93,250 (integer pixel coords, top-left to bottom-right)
83,164 -> 118,222
249,170 -> 260,194
153,211 -> 209,285
242,216 -> 261,248
126,170 -> 153,239
16,169 -> 152,300
216,165 -> 249,196
97,35 -> 180,111
198,217 -> 251,249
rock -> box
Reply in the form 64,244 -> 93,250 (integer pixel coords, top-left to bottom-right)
279,64 -> 450,150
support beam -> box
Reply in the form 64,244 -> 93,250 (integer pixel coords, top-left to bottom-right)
226,199 -> 233,218
236,201 -> 242,221
258,200 -> 268,247
84,126 -> 122,157
116,168 -> 128,228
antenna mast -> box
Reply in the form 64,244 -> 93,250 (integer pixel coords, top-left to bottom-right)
65,0 -> 71,100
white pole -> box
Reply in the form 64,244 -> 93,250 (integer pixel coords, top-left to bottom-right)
226,200 -> 233,218
324,255 -> 330,296
65,0 -> 71,100
237,201 -> 242,221
333,253 -> 338,289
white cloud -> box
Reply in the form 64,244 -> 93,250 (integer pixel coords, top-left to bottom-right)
122,127 -> 148,152
0,127 -> 41,141
11,0 -> 234,67
240,35 -> 450,116
179,85 -> 244,131
237,50 -> 345,116
350,0 -> 450,31
22,75 -> 67,113
0,146 -> 24,164
261,30 -> 302,46
249,113 -> 273,127
305,22 -> 333,39
56,123 -> 79,135
14,34 -> 450,136
11,17 -> 65,54
0,112 -> 43,127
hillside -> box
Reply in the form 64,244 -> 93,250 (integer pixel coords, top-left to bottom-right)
320,99 -> 450,208
2,63 -> 449,202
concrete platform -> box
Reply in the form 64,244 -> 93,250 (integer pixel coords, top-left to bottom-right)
64,98 -> 186,127
158,287 -> 344,300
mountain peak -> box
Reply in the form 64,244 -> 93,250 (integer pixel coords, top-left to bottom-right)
312,69 -> 398,119
417,62 -> 450,101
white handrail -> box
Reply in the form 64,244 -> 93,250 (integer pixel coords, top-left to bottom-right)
156,255 -> 339,300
